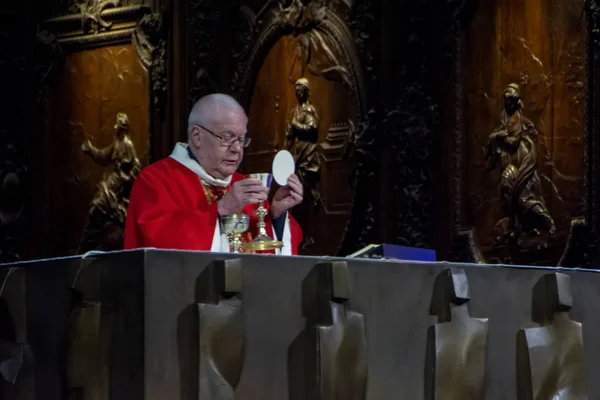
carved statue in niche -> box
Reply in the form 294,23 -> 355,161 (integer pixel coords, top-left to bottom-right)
484,83 -> 556,246
285,77 -> 321,202
425,268 -> 488,400
516,272 -> 586,399
285,78 -> 320,250
79,112 -> 141,253
239,0 -> 364,255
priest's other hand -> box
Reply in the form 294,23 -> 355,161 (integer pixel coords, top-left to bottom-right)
218,178 -> 268,215
271,174 -> 303,218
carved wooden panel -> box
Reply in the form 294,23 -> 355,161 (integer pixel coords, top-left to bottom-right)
463,0 -> 587,265
244,36 -> 357,256
29,44 -> 149,258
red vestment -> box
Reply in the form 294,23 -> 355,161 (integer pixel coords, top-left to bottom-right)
124,153 -> 303,255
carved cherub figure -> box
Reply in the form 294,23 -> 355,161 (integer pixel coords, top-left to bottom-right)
484,83 -> 555,244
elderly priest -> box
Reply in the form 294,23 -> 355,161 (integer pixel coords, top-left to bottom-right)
124,94 -> 304,255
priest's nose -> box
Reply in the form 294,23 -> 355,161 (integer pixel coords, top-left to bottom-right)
229,140 -> 243,153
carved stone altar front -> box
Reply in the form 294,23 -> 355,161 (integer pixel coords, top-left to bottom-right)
425,268 -> 488,399
288,261 -> 367,400
196,259 -> 245,400
517,272 -> 586,399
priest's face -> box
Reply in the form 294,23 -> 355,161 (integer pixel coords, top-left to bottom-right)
191,110 -> 248,179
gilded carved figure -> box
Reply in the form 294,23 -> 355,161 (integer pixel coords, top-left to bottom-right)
285,77 -> 321,203
79,112 -> 141,252
484,83 -> 556,245
285,78 -> 320,250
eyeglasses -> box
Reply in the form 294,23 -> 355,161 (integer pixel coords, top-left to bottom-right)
195,124 -> 251,148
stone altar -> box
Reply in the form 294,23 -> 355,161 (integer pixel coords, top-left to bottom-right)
3,250 -> 600,398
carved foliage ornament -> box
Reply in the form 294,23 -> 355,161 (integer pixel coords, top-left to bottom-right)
188,0 -> 220,101
39,1 -> 151,50
586,0 -> 600,49
133,12 -> 168,117
238,0 -> 366,118
70,0 -> 121,34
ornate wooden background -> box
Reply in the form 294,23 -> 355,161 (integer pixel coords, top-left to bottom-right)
3,0 -> 600,266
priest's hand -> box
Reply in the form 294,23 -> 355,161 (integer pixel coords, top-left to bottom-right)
218,179 -> 269,215
271,174 -> 303,218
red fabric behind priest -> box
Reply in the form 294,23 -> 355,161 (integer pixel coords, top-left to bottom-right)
124,94 -> 303,255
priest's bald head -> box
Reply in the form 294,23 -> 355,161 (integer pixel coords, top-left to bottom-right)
187,94 -> 250,179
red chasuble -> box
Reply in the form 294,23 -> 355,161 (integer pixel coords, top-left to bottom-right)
124,150 -> 303,255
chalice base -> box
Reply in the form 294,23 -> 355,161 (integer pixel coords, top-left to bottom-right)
242,234 -> 283,251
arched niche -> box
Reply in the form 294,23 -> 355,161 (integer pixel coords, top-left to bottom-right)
234,2 -> 368,256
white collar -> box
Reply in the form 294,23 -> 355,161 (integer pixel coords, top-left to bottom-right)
169,142 -> 232,188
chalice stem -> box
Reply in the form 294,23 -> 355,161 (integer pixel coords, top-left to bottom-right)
256,201 -> 268,236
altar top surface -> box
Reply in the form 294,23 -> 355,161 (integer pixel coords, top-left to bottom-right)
2,247 -> 599,275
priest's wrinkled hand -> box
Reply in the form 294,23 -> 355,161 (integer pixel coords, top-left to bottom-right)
218,178 -> 269,215
271,174 -> 303,218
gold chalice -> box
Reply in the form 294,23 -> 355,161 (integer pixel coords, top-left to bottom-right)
242,173 -> 283,252
220,213 -> 250,253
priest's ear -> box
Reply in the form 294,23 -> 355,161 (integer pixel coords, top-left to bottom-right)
189,124 -> 202,148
